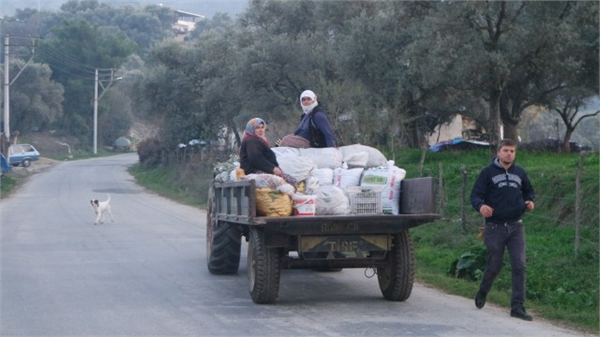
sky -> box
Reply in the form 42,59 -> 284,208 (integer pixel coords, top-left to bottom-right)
0,0 -> 249,19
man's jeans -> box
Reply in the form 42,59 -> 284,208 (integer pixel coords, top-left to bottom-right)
479,220 -> 526,310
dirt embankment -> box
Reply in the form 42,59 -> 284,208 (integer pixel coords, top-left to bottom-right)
7,157 -> 62,177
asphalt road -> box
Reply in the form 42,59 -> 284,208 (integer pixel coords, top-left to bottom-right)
0,153 -> 592,337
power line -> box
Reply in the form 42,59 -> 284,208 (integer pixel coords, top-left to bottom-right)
33,46 -> 117,81
38,42 -> 113,71
36,45 -> 98,74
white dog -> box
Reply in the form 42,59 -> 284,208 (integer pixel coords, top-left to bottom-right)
90,194 -> 114,225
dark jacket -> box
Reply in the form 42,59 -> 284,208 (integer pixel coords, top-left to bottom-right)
239,136 -> 279,174
470,158 -> 535,224
294,105 -> 336,148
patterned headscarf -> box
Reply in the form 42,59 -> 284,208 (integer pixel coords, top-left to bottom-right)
243,118 -> 269,146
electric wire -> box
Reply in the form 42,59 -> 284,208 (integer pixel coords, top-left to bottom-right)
37,43 -> 108,73
30,45 -> 116,81
4,37 -> 116,80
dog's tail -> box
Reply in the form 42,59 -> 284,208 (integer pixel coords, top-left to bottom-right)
107,194 -> 111,202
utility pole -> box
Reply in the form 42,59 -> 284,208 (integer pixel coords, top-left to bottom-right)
2,34 -> 35,144
93,68 -> 117,154
3,35 -> 9,140
93,69 -> 98,154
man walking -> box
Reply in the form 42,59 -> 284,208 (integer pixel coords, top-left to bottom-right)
470,138 -> 535,321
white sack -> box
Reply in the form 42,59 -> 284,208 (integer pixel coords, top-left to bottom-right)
271,146 -> 300,157
304,176 -> 321,195
276,155 -> 316,182
342,151 -> 369,168
276,184 -> 296,197
215,171 -> 231,183
241,173 -> 295,197
359,161 -> 406,215
310,168 -> 334,186
339,144 -> 387,168
242,173 -> 285,188
299,147 -> 343,169
333,167 -> 364,189
313,185 -> 351,215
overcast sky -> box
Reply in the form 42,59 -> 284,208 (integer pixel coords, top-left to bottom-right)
0,0 -> 248,19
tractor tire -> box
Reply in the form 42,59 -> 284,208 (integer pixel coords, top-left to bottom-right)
206,188 -> 242,274
377,230 -> 414,301
247,227 -> 281,304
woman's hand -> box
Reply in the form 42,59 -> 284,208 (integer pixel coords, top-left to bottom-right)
273,167 -> 284,178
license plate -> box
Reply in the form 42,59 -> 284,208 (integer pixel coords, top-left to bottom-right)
300,235 -> 390,258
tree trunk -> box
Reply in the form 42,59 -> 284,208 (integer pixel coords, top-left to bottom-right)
561,127 -> 575,153
503,122 -> 519,143
488,89 -> 502,157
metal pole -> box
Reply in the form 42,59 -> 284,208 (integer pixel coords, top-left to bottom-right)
3,34 -> 9,140
93,68 -> 98,154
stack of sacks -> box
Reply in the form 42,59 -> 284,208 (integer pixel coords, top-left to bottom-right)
273,144 -> 405,215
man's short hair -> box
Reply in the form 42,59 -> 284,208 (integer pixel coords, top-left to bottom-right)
498,138 -> 517,150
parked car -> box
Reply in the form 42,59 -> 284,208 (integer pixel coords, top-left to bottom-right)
8,144 -> 40,167
113,136 -> 131,151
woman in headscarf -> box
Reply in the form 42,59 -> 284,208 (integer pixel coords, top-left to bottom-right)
293,90 -> 337,148
240,118 -> 295,186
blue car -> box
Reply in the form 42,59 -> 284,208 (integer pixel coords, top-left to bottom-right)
8,144 -> 40,167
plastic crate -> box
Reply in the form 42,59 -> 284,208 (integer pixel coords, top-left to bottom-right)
345,186 -> 384,214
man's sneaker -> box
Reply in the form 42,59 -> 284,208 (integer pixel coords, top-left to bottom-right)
475,290 -> 487,309
510,307 -> 533,321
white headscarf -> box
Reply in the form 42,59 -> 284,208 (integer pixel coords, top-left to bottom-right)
300,90 -> 318,114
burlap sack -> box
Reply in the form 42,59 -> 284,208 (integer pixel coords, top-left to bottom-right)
255,187 -> 293,217
279,134 -> 310,148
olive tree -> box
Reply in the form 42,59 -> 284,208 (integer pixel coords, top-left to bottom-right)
406,1 -> 598,149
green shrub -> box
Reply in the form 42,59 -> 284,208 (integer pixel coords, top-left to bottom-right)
137,138 -> 166,168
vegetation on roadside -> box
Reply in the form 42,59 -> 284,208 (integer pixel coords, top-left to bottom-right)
128,147 -> 599,334
0,174 -> 19,198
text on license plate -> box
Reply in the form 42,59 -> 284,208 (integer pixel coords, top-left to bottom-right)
300,235 -> 390,257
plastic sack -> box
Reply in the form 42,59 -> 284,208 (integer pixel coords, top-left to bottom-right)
342,151 -> 369,168
276,155 -> 316,182
313,185 -> 351,215
299,148 -> 343,169
242,173 -> 287,189
310,168 -> 334,186
339,144 -> 387,168
360,161 -> 406,215
333,167 -> 364,189
271,146 -> 301,158
242,173 -> 295,197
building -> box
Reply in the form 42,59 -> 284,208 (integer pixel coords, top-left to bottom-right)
427,114 -> 489,146
173,9 -> 205,41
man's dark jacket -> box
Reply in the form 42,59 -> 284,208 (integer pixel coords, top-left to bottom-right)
470,158 -> 535,224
